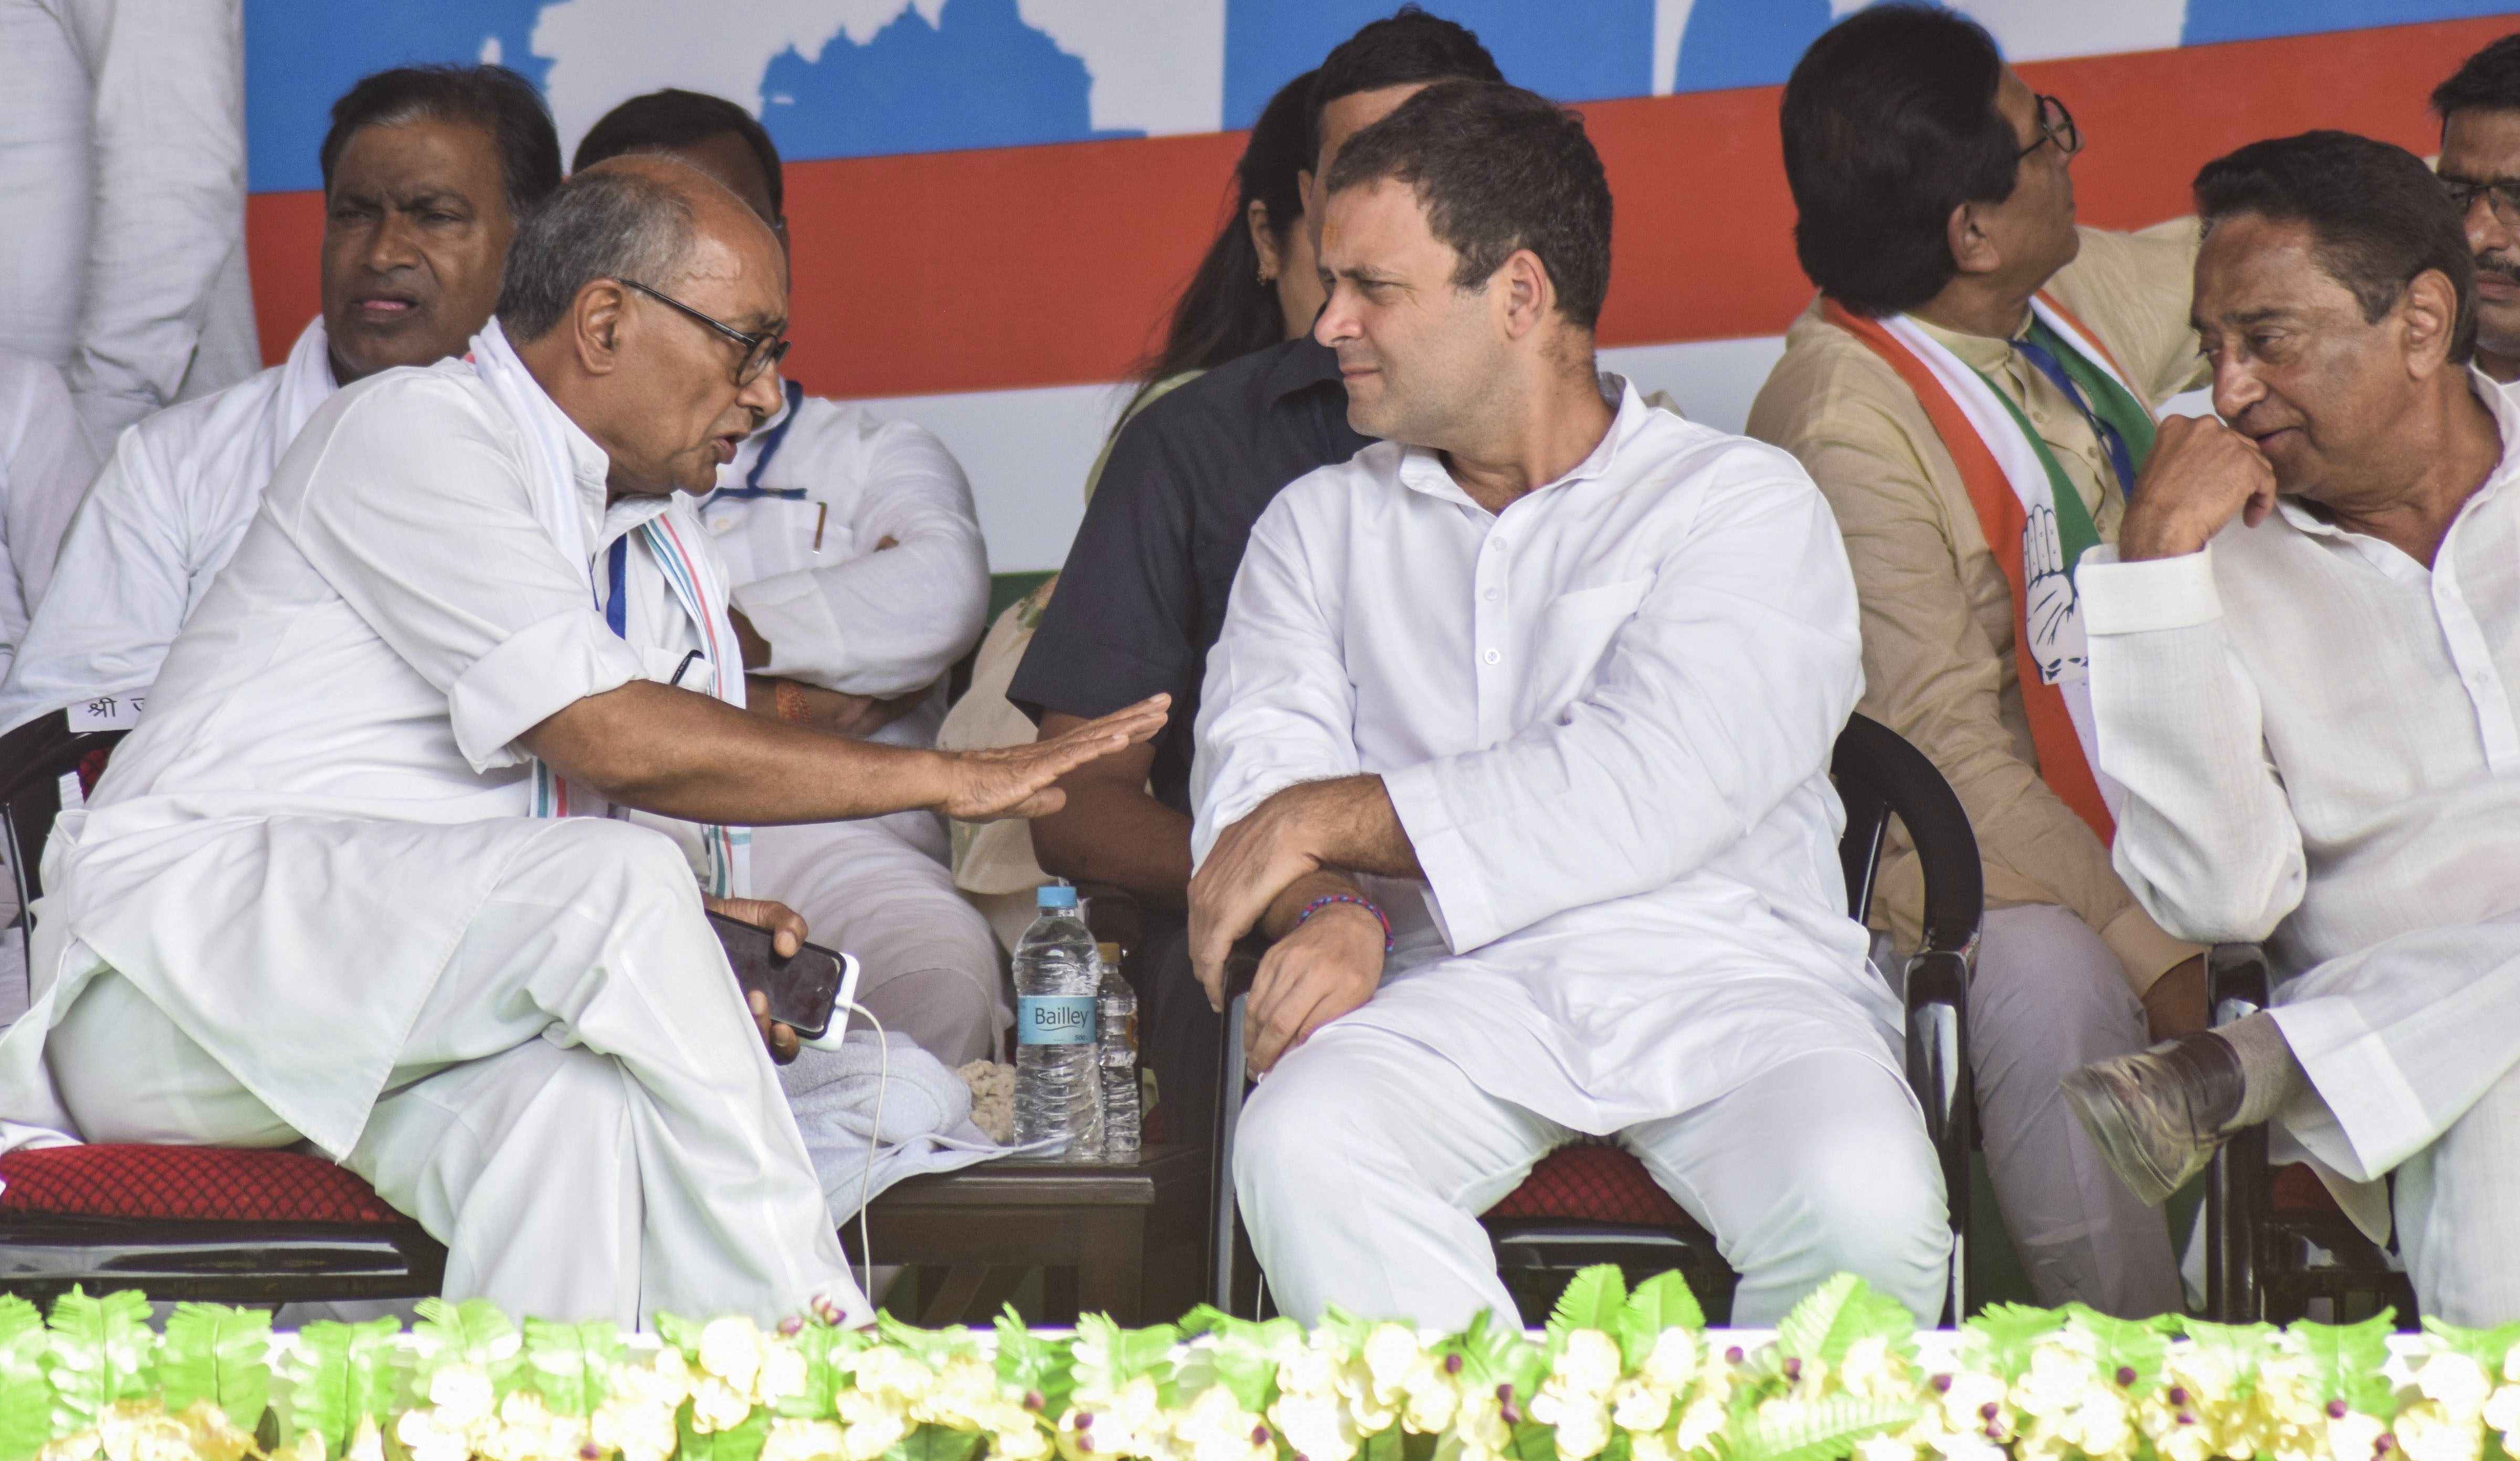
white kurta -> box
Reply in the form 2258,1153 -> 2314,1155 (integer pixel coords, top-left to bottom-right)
0,349 -> 857,1322
2080,372 -> 2520,1316
701,388 -> 1003,1063
0,0 -> 257,445
1194,379 -> 1947,1327
0,350 -> 99,682
1193,378 -> 1902,1128
0,318 -> 335,735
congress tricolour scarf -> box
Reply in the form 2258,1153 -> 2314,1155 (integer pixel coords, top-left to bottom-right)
467,320 -> 750,896
1823,294 -> 2155,843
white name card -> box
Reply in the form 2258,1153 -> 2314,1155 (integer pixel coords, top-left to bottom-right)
67,691 -> 145,731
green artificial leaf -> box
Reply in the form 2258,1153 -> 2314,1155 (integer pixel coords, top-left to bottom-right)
1774,1275 -> 1917,1367
0,1296 -> 54,1461
2422,1317 -> 2520,1372
992,1309 -> 1077,1421
1616,1272 -> 1705,1370
1958,1304 -> 2065,1383
776,1322 -> 858,1422
654,1311 -> 707,1361
876,1313 -> 980,1369
1727,1394 -> 1921,1461
2285,1313 -> 2399,1420
1070,1312 -> 1181,1398
2176,1320 -> 2278,1406
1548,1266 -> 1629,1352
1448,1309 -> 1547,1406
1170,1308 -> 1300,1417
883,1422 -> 984,1461
518,1318 -> 624,1418
1505,1420 -> 1562,1461
678,1399 -> 770,1461
41,1287 -> 155,1432
2061,1306 -> 2168,1395
276,1318 -> 405,1456
414,1296 -> 513,1362
1362,1426 -> 1408,1461
159,1304 -> 272,1430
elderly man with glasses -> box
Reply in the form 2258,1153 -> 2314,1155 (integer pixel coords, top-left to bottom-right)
0,154 -> 1163,1327
1744,4 -> 2211,1317
2434,33 -> 2520,384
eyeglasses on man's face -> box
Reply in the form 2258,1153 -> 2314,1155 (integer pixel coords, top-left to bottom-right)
617,278 -> 790,386
2017,93 -> 2083,163
2441,174 -> 2520,229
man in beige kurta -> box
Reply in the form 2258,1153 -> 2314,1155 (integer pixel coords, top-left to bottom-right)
1750,4 -> 2206,1315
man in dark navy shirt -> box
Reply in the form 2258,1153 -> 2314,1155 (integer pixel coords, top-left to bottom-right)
1010,9 -> 1503,1144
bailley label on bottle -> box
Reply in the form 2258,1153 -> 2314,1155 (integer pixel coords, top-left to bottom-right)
1017,994 -> 1097,1045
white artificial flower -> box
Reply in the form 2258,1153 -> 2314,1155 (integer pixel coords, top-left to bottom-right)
428,1363 -> 497,1431
396,1405 -> 471,1461
2419,1355 -> 2494,1419
2397,1400 -> 2484,1461
344,1415 -> 386,1461
1171,1384 -> 1275,1461
691,1375 -> 756,1434
2324,1411 -> 2390,1461
1839,1338 -> 1910,1404
762,1417 -> 849,1461
1270,1386 -> 1360,1461
700,1318 -> 767,1400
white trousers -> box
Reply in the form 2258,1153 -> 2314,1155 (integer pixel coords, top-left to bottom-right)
2270,916 -> 2520,1325
1234,1022 -> 1950,1329
1969,905 -> 2181,1315
750,812 -> 1006,1066
45,818 -> 863,1328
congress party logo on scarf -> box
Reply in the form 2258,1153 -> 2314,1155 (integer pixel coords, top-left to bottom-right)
466,320 -> 751,896
1822,294 -> 2152,844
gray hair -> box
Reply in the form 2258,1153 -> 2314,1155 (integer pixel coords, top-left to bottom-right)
494,168 -> 695,342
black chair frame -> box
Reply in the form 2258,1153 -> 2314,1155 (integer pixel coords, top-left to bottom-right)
1208,711 -> 1981,1326
0,710 -> 447,1305
2199,943 -> 2411,1325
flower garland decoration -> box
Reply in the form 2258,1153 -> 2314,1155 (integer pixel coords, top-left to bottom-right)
3,1269 -> 2517,1461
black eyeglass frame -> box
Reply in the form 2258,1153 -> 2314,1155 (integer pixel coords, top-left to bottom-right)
2440,174 -> 2520,229
2016,93 -> 2083,162
617,278 -> 791,386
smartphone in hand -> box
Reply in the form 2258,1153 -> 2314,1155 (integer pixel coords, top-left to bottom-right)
708,911 -> 852,1041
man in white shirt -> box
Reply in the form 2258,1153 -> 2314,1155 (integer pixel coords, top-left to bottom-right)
571,91 -> 1000,1066
0,0 -> 257,445
0,353 -> 96,687
2060,132 -> 2520,1324
0,156 -> 1166,1326
1188,80 -> 1949,1329
0,64 -> 560,739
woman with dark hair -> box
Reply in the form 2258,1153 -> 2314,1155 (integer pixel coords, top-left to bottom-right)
1138,67 -> 1326,393
941,67 -> 1326,959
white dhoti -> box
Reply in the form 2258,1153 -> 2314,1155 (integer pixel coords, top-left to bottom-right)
1234,1021 -> 1951,1329
749,808 -> 1006,1067
2265,916 -> 2520,1324
35,816 -> 859,1327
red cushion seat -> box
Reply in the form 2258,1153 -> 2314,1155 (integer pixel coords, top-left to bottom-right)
1483,1144 -> 1694,1228
0,1144 -> 407,1225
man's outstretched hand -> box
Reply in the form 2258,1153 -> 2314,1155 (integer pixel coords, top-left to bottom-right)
706,893 -> 807,1064
940,695 -> 1169,821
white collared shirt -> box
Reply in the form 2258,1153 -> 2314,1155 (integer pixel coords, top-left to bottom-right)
2079,370 -> 2520,971
0,350 -> 98,685
702,391 -> 988,719
1191,378 -> 1893,1131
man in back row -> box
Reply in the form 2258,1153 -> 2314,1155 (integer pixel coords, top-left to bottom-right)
0,62 -> 559,736
1010,6 -> 1500,1141
1193,79 -> 1950,1328
2437,33 -> 2520,385
1748,3 -> 2198,1315
0,155 -> 1162,1325
569,89 -> 1003,1067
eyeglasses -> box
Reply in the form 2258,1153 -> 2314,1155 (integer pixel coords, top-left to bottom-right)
2441,174 -> 2520,228
618,278 -> 790,386
2016,93 -> 2083,162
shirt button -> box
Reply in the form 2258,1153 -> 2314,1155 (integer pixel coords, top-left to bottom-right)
1482,587 -> 1499,602
1483,648 -> 1501,666
1489,539 -> 1507,552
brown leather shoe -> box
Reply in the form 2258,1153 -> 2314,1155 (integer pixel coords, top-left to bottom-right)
2060,1032 -> 2248,1206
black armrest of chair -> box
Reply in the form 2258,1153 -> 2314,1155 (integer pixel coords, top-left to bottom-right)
1209,937 -> 1265,1308
2201,942 -> 2273,1320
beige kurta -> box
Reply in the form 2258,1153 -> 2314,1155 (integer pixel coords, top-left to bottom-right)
1746,221 -> 2208,994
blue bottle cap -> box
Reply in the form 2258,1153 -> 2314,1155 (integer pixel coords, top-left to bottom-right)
1036,884 -> 1079,909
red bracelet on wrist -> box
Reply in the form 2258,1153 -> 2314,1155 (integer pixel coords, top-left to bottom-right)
1296,892 -> 1394,953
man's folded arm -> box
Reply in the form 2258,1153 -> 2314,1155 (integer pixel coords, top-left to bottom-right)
2082,544 -> 2307,943
1381,458 -> 1861,952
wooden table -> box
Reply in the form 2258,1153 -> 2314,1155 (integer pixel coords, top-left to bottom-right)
845,1143 -> 1209,1327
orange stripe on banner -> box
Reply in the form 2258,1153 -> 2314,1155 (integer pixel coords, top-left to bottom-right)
248,15 -> 2515,397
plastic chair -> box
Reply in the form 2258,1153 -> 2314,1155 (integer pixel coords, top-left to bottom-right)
1208,711 -> 1982,1325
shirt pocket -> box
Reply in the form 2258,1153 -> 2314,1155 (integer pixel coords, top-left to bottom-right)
1529,575 -> 1653,716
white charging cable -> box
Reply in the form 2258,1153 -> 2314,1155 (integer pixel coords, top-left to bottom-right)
794,954 -> 887,1305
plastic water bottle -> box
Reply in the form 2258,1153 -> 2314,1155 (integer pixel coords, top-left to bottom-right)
1013,885 -> 1102,1160
1095,944 -> 1141,1161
